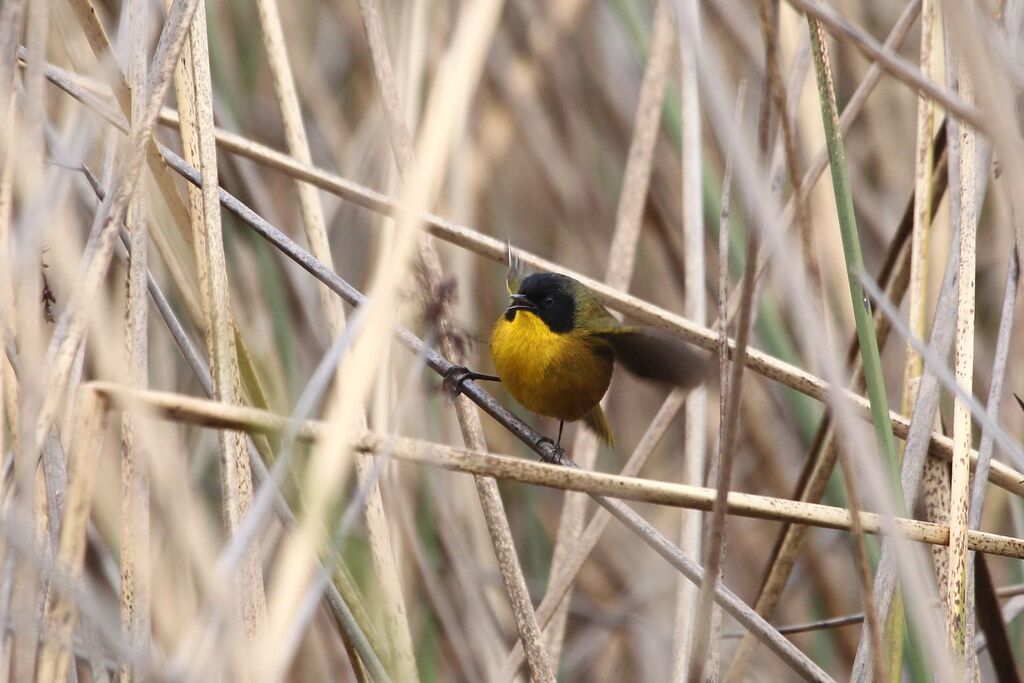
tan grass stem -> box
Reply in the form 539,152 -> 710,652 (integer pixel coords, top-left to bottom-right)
35,388 -> 107,683
88,383 -> 1024,561
119,1 -> 151,679
672,1 -> 711,677
255,0 -> 416,678
170,1 -> 267,643
947,47 -> 978,661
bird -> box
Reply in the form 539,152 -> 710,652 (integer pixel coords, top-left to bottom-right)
446,247 -> 709,454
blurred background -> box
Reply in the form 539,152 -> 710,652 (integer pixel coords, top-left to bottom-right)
4,0 -> 1024,680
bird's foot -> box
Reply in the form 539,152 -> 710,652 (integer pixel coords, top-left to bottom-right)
442,366 -> 500,396
535,437 -> 565,464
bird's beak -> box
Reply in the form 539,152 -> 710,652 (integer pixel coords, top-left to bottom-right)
506,293 -> 536,313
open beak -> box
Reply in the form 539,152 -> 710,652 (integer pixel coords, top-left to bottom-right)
505,293 -> 536,313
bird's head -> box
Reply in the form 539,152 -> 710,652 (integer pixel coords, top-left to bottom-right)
505,272 -> 577,333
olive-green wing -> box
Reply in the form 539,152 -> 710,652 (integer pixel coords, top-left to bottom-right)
592,326 -> 709,388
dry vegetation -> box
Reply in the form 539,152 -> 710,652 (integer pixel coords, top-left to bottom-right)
2,0 -> 1024,680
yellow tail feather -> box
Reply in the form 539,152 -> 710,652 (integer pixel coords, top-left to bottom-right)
582,405 -> 614,447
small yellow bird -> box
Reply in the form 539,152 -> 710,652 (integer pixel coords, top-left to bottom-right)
449,250 -> 709,452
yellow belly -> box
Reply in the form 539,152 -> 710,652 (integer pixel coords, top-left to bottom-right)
490,311 -> 613,421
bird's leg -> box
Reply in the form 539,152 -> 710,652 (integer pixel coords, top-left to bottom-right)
537,421 -> 566,465
442,365 -> 501,396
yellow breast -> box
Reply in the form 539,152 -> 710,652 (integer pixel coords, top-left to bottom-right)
490,311 -> 613,422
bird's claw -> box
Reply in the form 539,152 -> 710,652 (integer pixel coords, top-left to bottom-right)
442,366 -> 499,397
536,437 -> 564,464
442,365 -> 473,396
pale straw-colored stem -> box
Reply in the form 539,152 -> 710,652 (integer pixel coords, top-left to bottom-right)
90,383 -> 1024,562
35,387 -> 107,683
170,0 -> 266,642
257,2 -> 526,681
672,0 -> 709,678
891,2 -> 939,677
255,0 -> 416,678
946,44 -> 977,661
119,0 -> 150,678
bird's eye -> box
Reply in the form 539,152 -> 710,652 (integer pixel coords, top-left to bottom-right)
543,296 -> 554,306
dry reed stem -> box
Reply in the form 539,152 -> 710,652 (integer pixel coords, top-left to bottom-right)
256,0 -> 416,677
945,1 -> 1024,272
89,383 -> 1024,561
35,387 -> 106,683
892,2 -> 939,676
947,44 -> 977,660
119,0 -> 150,678
107,214 -> 389,676
851,3 -> 1024,655
759,0 -> 818,321
943,7 -> 1024,677
171,1 -> 267,642
26,47 -> 941,471
82,73 -> 1024,504
37,40 -> 1024,679
544,0 -> 673,666
12,3 -> 52,679
691,6 -> 774,675
672,0 -> 709,678
352,0 -> 551,679
392,485 -> 482,682
684,6 -> 947,678
965,245 -> 1019,676
783,0 -> 982,129
591,495 -> 832,682
0,0 -> 26,131
2,3 -> 39,679
851,218 -> 963,679
41,6 -> 268,465
852,273 -> 982,682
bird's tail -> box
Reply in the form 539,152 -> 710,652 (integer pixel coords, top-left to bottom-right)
583,405 -> 615,447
